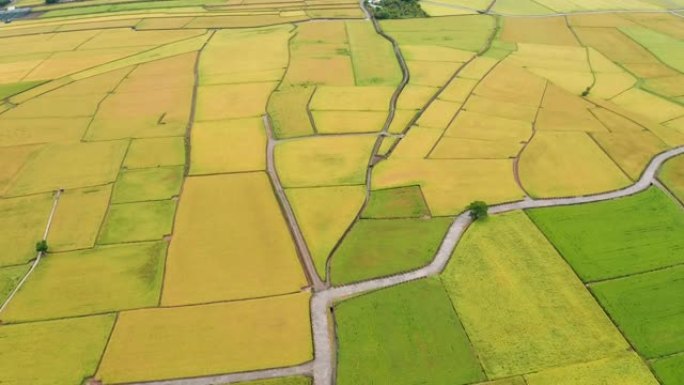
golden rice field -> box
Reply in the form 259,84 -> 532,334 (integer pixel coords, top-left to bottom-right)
0,2 -> 683,384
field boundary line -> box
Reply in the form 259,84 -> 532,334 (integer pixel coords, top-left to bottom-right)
0,188 -> 62,315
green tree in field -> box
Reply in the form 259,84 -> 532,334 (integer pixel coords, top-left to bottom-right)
467,201 -> 488,220
35,240 -> 48,254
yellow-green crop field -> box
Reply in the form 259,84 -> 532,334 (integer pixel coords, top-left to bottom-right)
1,1 -> 683,384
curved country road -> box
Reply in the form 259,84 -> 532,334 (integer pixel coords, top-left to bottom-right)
310,145 -> 684,385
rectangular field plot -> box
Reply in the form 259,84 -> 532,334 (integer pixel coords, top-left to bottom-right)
591,265 -> 684,358
268,86 -> 315,138
1,242 -> 167,322
195,82 -> 278,120
0,315 -> 114,385
0,144 -> 42,195
85,53 -> 196,140
123,137 -> 185,169
362,185 -> 430,218
310,86 -> 394,111
0,193 -> 53,266
47,185 -> 111,252
312,110 -> 388,133
275,135 -> 376,187
518,131 -> 631,198
373,157 -> 524,216
97,292 -> 312,383
345,20 -> 402,86
161,173 -> 307,306
7,140 -> 128,196
442,211 -> 628,378
335,278 -> 485,385
380,16 -> 496,52
199,26 -> 289,85
330,217 -> 452,284
524,352 -> 658,385
527,187 -> 684,282
112,166 -> 183,203
190,118 -> 266,174
98,200 -> 176,244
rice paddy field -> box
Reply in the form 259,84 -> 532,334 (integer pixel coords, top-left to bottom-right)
1,0 -> 684,384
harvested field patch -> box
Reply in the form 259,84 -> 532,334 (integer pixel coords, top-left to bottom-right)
336,278 -> 485,385
286,185 -> 365,279
431,137 -> 522,159
407,60 -> 463,87
0,144 -> 42,194
47,185 -> 111,252
310,86 -> 393,111
124,137 -> 185,169
591,265 -> 684,358
611,88 -> 684,123
161,173 -> 306,306
518,131 -> 630,198
196,82 -> 278,121
592,131 -> 668,179
396,85 -> 438,110
444,110 -> 531,142
312,111 -> 387,133
525,352 -> 658,385
501,17 -> 579,46
401,45 -> 473,62
363,185 -> 430,218
2,242 -> 166,322
113,166 -> 183,203
373,157 -> 523,215
442,211 -> 628,378
387,109 -> 418,134
200,26 -> 289,85
346,21 -> 401,86
97,292 -> 312,383
98,199 -> 175,244
268,86 -> 316,138
659,154 -> 684,202
330,217 -> 452,284
440,77 -> 478,103
0,194 -> 53,266
416,99 -> 460,129
7,141 -> 128,197
190,118 -> 266,175
275,135 -> 375,187
0,315 -> 114,385
527,187 -> 684,282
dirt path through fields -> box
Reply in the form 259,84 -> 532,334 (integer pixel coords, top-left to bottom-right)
0,189 -> 62,315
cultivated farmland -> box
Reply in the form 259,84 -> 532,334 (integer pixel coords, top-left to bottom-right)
0,0 -> 683,384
